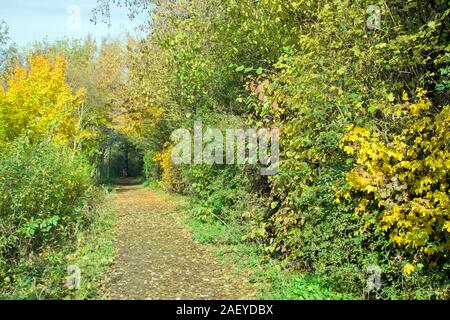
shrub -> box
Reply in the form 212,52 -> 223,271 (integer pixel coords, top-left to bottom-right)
181,164 -> 265,225
343,91 -> 449,275
0,138 -> 92,273
154,145 -> 184,193
143,150 -> 160,181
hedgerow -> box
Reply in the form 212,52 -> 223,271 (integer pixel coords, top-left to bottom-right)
114,0 -> 450,299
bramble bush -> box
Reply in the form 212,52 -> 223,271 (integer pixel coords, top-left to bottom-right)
0,138 -> 93,289
241,0 -> 449,298
181,163 -> 266,225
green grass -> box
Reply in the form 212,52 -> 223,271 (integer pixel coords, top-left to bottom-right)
185,218 -> 243,245
143,179 -> 188,205
143,178 -> 159,189
143,179 -> 169,196
260,270 -> 356,300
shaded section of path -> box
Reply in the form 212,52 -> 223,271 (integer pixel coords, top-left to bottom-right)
106,184 -> 255,299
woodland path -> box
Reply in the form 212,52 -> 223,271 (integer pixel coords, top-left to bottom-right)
106,182 -> 256,299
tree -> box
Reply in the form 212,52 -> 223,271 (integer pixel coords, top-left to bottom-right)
0,54 -> 85,148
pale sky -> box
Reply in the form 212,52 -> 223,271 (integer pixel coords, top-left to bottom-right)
0,0 -> 149,47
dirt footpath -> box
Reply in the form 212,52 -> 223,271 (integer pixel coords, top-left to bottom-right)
106,184 -> 255,300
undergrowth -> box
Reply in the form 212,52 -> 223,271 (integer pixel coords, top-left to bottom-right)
0,190 -> 116,300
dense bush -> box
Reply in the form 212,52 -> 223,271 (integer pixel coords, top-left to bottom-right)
153,146 -> 185,193
0,138 -> 93,285
344,93 -> 449,255
181,164 -> 266,224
